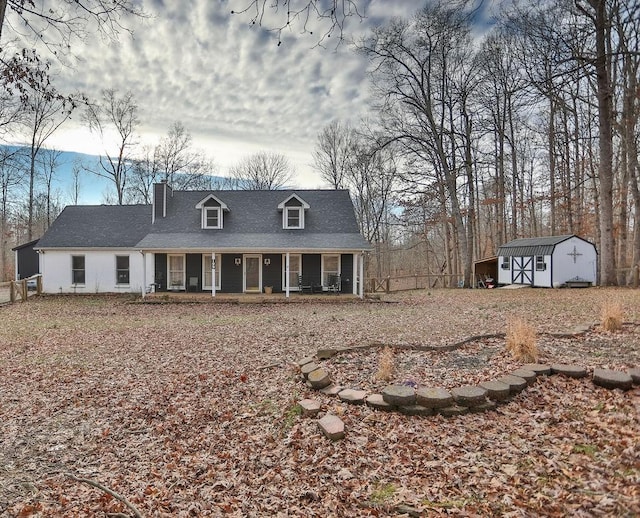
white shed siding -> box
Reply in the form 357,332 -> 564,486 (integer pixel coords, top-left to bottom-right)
552,237 -> 597,286
532,254 -> 552,287
40,250 -> 146,294
497,257 -> 510,285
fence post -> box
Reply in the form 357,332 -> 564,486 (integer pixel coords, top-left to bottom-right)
10,281 -> 15,303
385,276 -> 390,294
21,279 -> 27,301
37,275 -> 43,294
634,264 -> 639,288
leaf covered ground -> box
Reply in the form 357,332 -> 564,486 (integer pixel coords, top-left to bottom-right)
0,288 -> 639,517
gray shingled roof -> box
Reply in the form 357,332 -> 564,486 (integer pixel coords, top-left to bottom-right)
36,190 -> 371,251
497,235 -> 578,257
36,205 -> 152,248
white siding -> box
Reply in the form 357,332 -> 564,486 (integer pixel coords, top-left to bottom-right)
532,254 -> 552,288
40,250 -> 147,294
497,256 -> 510,285
552,237 -> 597,286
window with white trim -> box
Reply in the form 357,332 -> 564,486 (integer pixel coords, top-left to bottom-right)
72,255 -> 85,284
283,254 -> 301,289
284,206 -> 303,229
168,254 -> 185,289
501,257 -> 510,270
116,255 -> 130,284
203,207 -> 221,229
322,254 -> 340,286
536,255 -> 546,271
203,254 -> 221,290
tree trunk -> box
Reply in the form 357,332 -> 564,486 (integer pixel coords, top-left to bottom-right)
589,0 -> 616,285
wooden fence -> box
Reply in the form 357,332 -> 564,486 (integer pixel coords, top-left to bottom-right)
0,275 -> 43,304
367,274 -> 464,293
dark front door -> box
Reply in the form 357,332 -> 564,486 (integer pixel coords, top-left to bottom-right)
512,256 -> 533,285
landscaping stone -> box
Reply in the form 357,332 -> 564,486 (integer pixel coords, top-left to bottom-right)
522,363 -> 552,376
592,368 -> 633,391
451,386 -> 488,407
480,380 -> 511,401
469,400 -> 497,413
366,393 -> 395,411
416,387 -> 454,408
338,388 -> 367,405
438,405 -> 469,417
298,399 -> 321,417
497,374 -> 528,394
551,364 -> 588,378
629,368 -> 640,385
300,362 -> 319,378
317,348 -> 339,360
318,414 -> 345,441
511,368 -> 537,385
398,405 -> 433,417
297,356 -> 315,367
382,384 -> 416,407
319,384 -> 343,396
307,368 -> 332,389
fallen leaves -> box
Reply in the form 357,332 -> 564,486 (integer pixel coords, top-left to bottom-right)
0,290 -> 638,516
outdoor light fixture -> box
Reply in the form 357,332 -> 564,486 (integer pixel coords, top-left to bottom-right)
264,258 -> 271,266
234,257 -> 241,266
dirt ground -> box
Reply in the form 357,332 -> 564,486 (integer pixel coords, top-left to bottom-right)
0,288 -> 638,516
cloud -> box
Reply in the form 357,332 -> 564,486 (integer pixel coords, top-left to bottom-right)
19,1 -> 419,188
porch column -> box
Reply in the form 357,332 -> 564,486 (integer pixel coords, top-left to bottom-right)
285,252 -> 290,298
352,253 -> 358,296
211,252 -> 216,297
359,252 -> 364,299
141,251 -> 146,299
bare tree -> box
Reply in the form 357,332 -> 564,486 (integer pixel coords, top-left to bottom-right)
231,0 -> 363,46
0,0 -> 143,47
21,77 -> 75,239
0,146 -> 23,279
37,147 -> 63,229
312,120 -> 353,189
83,89 -> 138,204
228,151 -> 294,190
68,161 -> 82,205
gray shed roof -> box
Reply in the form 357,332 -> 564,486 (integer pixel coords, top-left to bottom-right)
36,189 -> 371,252
497,235 -> 588,257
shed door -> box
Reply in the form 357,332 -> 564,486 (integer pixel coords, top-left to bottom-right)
512,256 -> 533,285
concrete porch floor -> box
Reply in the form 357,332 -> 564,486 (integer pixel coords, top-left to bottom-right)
143,291 -> 361,303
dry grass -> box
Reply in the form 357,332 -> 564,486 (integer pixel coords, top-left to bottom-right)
600,300 -> 623,332
374,346 -> 395,381
506,317 -> 539,363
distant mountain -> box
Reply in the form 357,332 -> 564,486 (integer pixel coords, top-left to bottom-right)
1,145 -> 114,205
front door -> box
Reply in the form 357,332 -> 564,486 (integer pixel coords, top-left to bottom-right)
512,256 -> 533,285
244,255 -> 261,292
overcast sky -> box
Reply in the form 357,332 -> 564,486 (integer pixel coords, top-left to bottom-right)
7,0 -> 424,189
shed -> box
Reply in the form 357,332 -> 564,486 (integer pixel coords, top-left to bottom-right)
497,235 -> 597,288
12,239 -> 40,280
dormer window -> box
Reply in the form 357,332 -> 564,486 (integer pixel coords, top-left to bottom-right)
285,207 -> 302,229
195,194 -> 229,230
204,207 -> 221,229
278,193 -> 310,230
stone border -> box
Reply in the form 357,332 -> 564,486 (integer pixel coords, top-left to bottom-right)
297,331 -> 639,440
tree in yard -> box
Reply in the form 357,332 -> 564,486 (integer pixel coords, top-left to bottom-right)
37,148 -> 63,229
83,89 -> 138,205
312,120 -> 353,189
0,146 -> 24,279
20,74 -> 75,240
358,1 -> 480,287
228,151 -> 294,190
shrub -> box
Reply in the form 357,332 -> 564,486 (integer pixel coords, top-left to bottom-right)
506,318 -> 538,363
600,300 -> 623,332
374,346 -> 395,382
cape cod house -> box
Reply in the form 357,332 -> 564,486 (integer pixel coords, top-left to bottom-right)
497,234 -> 597,288
35,183 -> 371,297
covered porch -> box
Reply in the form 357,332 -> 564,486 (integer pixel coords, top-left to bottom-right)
141,250 -> 366,298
